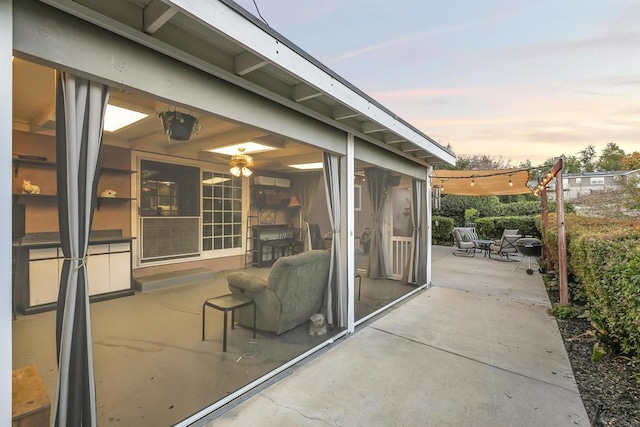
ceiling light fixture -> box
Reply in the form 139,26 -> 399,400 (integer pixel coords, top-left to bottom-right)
208,142 -> 276,156
288,162 -> 323,170
104,104 -> 148,132
230,148 -> 253,177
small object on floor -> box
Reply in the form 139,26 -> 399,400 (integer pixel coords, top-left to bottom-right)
309,313 -> 327,336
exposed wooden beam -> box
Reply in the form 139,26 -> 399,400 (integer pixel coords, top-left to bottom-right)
143,0 -> 177,34
361,121 -> 385,134
332,105 -> 359,120
234,51 -> 268,76
398,142 -> 421,152
34,104 -> 55,127
292,83 -> 322,102
384,134 -> 406,144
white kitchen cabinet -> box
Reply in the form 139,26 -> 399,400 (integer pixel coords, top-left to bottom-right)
87,244 -> 111,296
28,248 -> 61,307
26,241 -> 132,310
109,242 -> 131,292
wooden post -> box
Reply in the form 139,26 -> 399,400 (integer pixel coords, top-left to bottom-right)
554,159 -> 569,304
540,188 -> 554,272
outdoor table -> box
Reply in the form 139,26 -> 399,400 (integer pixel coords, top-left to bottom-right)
473,239 -> 494,257
202,294 -> 256,352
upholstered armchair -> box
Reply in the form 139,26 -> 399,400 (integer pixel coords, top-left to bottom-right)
227,250 -> 331,335
452,227 -> 478,257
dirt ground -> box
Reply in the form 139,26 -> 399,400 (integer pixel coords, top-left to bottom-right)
546,279 -> 640,426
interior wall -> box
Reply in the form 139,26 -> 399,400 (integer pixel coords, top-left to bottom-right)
13,130 -> 132,235
354,177 -> 373,238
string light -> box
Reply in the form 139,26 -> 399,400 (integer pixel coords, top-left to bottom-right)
509,176 -> 513,187
470,177 -> 475,187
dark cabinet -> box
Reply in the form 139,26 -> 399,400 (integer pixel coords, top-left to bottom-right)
251,225 -> 302,267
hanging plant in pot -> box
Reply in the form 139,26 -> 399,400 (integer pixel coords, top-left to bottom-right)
159,110 -> 203,142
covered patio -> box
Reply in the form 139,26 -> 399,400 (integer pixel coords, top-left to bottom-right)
12,245 -> 588,425
205,244 -> 589,426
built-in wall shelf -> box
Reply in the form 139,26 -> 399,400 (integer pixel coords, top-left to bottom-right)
13,158 -> 136,177
13,194 -> 134,210
100,167 -> 137,175
96,197 -> 135,210
12,194 -> 57,202
13,159 -> 56,177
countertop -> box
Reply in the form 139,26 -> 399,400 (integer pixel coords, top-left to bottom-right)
13,230 -> 135,248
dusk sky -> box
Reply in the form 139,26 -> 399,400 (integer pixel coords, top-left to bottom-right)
232,0 -> 639,167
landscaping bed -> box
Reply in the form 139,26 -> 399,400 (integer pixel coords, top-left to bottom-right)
546,283 -> 640,426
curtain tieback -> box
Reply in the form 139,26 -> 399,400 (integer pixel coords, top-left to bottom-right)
63,256 -> 90,271
64,247 -> 91,270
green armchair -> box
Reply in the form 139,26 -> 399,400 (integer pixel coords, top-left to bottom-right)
227,250 -> 331,335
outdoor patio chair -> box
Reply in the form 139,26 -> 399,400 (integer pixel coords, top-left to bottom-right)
488,234 -> 521,261
452,227 -> 478,257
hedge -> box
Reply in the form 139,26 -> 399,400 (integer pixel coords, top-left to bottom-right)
474,215 -> 539,239
435,195 -> 575,226
432,216 -> 455,244
541,214 -> 640,356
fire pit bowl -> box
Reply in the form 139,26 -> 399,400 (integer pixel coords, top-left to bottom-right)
515,238 -> 543,274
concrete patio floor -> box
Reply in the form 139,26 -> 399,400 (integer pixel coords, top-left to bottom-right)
204,245 -> 589,426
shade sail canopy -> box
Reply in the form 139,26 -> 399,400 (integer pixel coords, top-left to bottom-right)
432,169 -> 532,196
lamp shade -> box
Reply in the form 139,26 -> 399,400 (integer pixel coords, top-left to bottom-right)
287,195 -> 302,208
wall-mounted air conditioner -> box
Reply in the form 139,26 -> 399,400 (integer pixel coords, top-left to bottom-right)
253,176 -> 290,188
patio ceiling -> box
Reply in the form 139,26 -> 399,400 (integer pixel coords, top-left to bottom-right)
34,0 -> 455,170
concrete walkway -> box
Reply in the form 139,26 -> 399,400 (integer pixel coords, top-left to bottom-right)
205,246 -> 589,426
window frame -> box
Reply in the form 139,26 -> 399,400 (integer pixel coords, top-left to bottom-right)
201,171 -> 244,254
354,184 -> 362,211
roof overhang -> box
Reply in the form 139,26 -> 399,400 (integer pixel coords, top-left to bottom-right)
38,0 -> 455,167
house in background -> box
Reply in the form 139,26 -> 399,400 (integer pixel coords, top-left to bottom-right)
544,170 -> 640,201
2,0 -> 455,425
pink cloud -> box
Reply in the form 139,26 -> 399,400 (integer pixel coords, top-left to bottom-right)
370,86 -> 490,100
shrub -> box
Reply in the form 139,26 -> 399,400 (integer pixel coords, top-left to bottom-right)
432,216 -> 455,244
435,195 -> 501,226
474,215 -> 539,239
464,208 -> 478,225
549,303 -> 580,319
493,200 -> 541,217
541,214 -> 640,357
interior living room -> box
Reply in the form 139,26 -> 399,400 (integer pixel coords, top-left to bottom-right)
11,57 -> 421,425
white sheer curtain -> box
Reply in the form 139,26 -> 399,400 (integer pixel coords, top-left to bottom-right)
322,152 -> 345,326
405,179 -> 425,284
53,71 -> 109,427
364,168 -> 390,278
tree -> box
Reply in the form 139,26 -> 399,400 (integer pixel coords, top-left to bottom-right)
578,145 -> 596,172
597,142 -> 625,171
536,155 -> 581,180
518,159 -> 532,169
453,154 -> 512,170
621,151 -> 640,170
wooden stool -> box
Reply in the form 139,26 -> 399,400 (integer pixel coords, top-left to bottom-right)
12,365 -> 51,427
